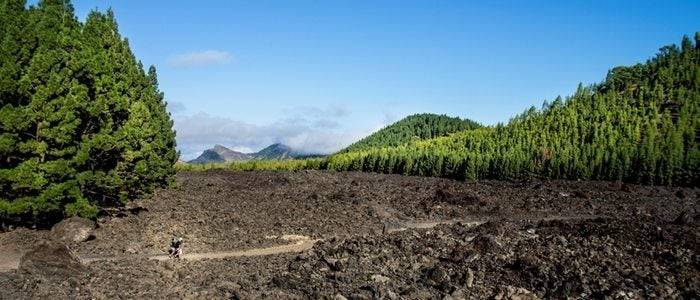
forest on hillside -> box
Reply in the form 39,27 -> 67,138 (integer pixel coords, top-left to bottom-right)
0,0 -> 177,220
344,113 -> 482,152
327,34 -> 700,186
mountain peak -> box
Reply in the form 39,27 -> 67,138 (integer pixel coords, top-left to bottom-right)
253,143 -> 294,160
268,143 -> 291,150
212,144 -> 230,152
189,144 -> 252,164
188,143 -> 327,164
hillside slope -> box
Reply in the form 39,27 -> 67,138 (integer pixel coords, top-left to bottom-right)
328,34 -> 700,186
253,143 -> 296,160
344,114 -> 481,152
188,145 -> 252,164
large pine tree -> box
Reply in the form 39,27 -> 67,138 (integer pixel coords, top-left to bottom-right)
0,0 -> 178,222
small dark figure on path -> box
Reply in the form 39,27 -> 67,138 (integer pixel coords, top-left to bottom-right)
169,237 -> 183,259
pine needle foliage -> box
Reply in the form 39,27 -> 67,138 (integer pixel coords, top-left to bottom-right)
0,0 -> 178,220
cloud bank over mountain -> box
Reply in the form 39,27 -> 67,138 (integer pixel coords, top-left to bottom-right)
173,105 -> 382,160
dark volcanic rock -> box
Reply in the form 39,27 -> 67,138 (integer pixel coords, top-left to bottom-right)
472,234 -> 501,254
0,171 -> 697,299
673,210 -> 696,225
19,240 -> 84,277
51,216 -> 96,243
493,286 -> 539,300
423,265 -> 450,288
433,187 -> 481,206
275,217 -> 699,298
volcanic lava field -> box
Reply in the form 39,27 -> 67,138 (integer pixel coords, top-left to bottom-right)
1,170 -> 698,299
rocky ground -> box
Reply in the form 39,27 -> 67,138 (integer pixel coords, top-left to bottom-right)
0,170 -> 698,299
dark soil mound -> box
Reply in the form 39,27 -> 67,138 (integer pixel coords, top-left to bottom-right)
51,217 -> 96,244
19,240 -> 84,277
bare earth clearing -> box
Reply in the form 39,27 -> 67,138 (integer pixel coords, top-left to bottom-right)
0,170 -> 698,299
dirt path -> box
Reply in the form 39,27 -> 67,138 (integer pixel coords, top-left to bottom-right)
2,219 -> 479,271
0,250 -> 21,272
1,216 -> 602,271
82,220 -> 476,263
81,237 -> 319,263
158,238 -> 319,261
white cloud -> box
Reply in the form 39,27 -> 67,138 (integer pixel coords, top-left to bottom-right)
312,119 -> 340,129
173,106 -> 371,160
168,50 -> 233,67
283,104 -> 351,118
230,146 -> 254,153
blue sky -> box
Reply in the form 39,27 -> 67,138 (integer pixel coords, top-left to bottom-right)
59,0 -> 700,159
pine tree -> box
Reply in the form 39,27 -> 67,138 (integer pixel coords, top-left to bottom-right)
0,0 -> 178,222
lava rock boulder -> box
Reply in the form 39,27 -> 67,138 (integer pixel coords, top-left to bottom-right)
51,216 -> 96,243
19,240 -> 84,277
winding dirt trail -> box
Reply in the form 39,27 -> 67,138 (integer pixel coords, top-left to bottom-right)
80,219 -> 487,264
0,250 -> 21,272
2,216 -> 599,270
81,237 -> 320,263
81,220 -> 480,264
1,219 -> 480,271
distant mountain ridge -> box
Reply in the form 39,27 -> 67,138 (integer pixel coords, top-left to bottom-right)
253,143 -> 295,160
188,145 -> 252,164
188,143 -> 316,164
